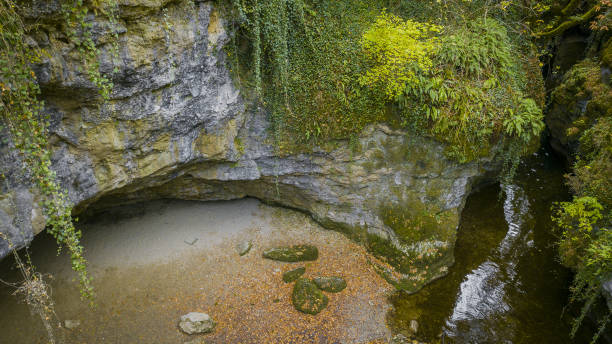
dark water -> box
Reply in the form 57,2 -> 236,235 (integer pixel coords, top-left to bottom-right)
389,148 -> 600,343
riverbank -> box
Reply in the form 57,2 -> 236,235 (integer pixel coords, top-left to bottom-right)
0,198 -> 393,343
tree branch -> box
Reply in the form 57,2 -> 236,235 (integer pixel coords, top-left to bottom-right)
535,4 -> 600,37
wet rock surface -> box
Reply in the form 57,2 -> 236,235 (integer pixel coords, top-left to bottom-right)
263,245 -> 318,262
313,276 -> 347,293
292,278 -> 329,315
282,267 -> 306,283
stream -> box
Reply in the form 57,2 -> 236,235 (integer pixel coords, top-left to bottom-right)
0,148 -> 601,343
389,147 -> 599,343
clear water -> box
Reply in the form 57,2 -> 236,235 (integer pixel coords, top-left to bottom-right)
0,148 -> 605,343
388,148 -> 602,343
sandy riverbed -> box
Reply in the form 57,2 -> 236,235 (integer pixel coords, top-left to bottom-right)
0,198 -> 393,343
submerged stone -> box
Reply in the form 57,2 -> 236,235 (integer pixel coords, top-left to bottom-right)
292,278 -> 328,315
178,312 -> 215,335
282,267 -> 306,283
236,240 -> 252,256
262,245 -> 318,262
64,320 -> 80,329
313,276 -> 347,293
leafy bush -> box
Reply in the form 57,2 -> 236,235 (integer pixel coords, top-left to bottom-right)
363,16 -> 544,162
359,12 -> 441,100
553,196 -> 611,339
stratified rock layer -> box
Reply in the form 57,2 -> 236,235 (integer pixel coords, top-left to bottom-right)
0,0 -> 495,292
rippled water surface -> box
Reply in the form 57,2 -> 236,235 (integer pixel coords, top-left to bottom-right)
389,149 -> 599,343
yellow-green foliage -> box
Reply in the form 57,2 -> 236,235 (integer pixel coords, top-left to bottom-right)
362,17 -> 544,162
551,60 -> 612,340
359,13 -> 441,100
553,196 -> 611,338
225,1 -> 545,163
569,117 -> 612,210
554,196 -> 604,268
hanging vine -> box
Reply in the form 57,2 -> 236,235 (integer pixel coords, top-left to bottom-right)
1,0 -> 120,305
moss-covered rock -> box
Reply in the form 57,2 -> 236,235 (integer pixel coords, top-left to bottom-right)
292,278 -> 328,315
602,37 -> 612,68
282,267 -> 306,283
262,245 -> 318,262
313,276 -> 347,293
547,59 -> 612,157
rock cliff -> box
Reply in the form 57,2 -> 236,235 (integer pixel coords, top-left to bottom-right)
0,0 -> 494,291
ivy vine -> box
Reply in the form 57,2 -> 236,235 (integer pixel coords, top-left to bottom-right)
1,0 -> 120,303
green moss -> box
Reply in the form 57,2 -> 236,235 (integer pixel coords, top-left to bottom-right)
292,278 -> 328,315
379,199 -> 454,245
367,237 -> 453,294
234,136 -> 245,156
550,59 -> 612,147
602,37 -> 612,67
313,276 -> 347,293
283,267 -> 306,283
262,245 -> 319,262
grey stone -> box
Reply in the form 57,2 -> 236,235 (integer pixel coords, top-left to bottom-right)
390,334 -> 409,344
409,319 -> 419,334
178,312 -> 215,335
64,319 -> 80,329
236,240 -> 252,256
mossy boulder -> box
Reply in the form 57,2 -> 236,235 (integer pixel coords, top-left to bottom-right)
262,245 -> 318,262
292,278 -> 328,315
282,267 -> 306,283
313,276 -> 347,293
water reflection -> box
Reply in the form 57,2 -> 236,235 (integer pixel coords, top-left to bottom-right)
389,149 -> 596,343
444,185 -> 530,342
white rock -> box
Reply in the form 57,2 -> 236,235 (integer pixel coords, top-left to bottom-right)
64,319 -> 80,329
179,312 -> 215,335
236,240 -> 252,256
409,319 -> 419,334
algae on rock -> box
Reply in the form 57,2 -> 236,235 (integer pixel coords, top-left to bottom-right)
263,245 -> 319,262
313,276 -> 347,293
292,278 -> 329,315
282,267 -> 306,283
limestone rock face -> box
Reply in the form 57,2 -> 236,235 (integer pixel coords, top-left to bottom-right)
0,0 -> 494,292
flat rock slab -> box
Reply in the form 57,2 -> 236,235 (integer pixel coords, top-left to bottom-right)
282,267 -> 306,283
263,245 -> 318,262
292,278 -> 328,315
313,276 -> 347,293
179,312 -> 215,335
